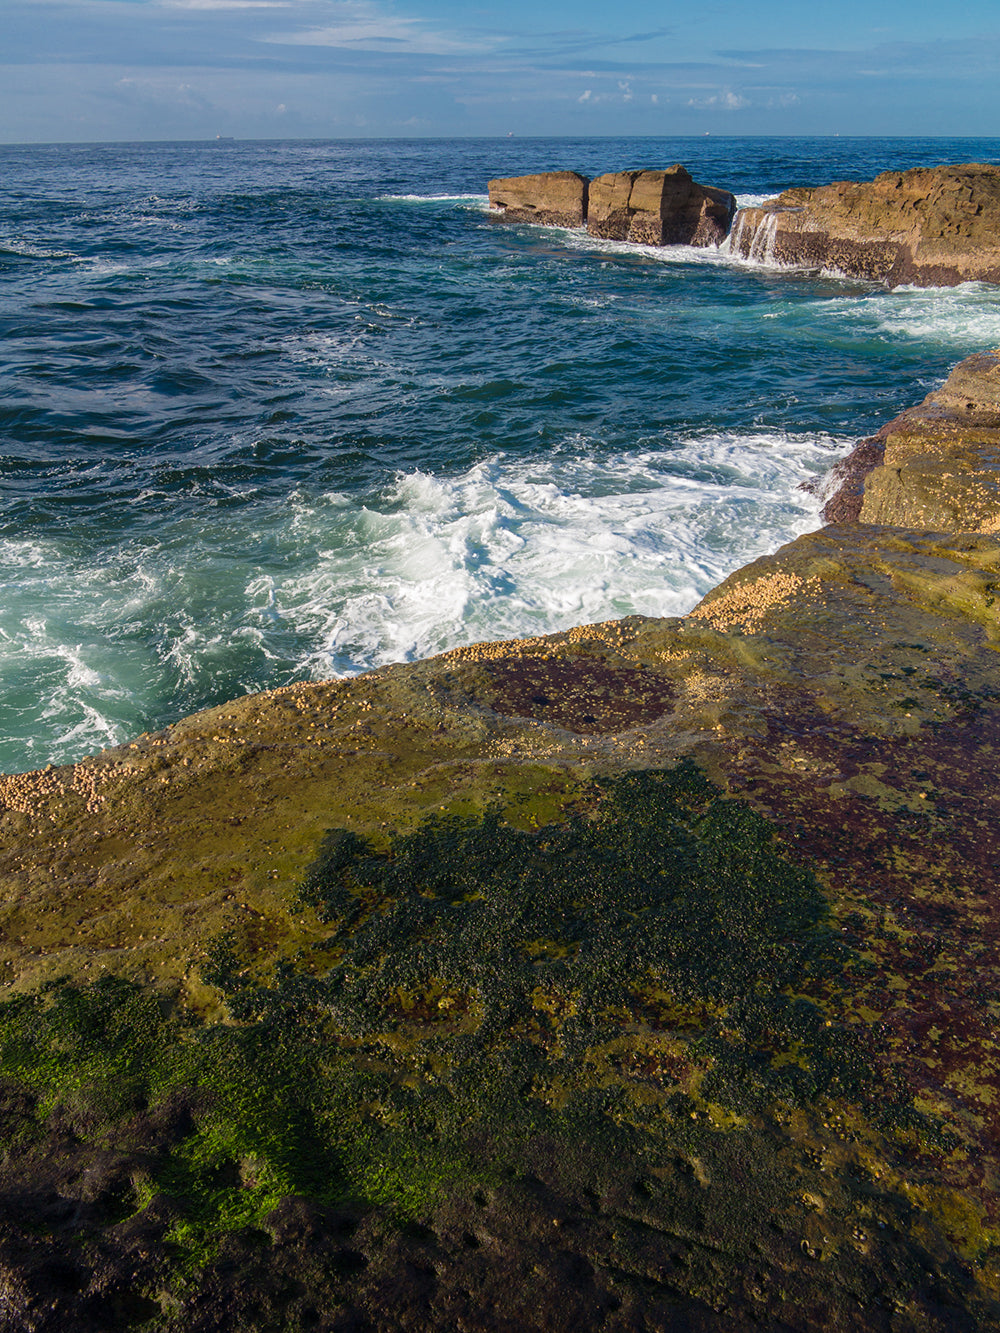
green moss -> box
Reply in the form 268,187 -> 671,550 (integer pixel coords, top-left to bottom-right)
0,762 -> 949,1289
0,975 -> 175,1117
292,761 -> 886,1123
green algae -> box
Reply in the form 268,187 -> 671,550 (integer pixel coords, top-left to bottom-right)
0,761 -> 995,1327
0,767 -> 931,1249
0,975 -> 175,1120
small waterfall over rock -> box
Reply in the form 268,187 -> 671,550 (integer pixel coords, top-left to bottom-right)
726,210 -> 748,255
727,208 -> 780,265
748,211 -> 779,264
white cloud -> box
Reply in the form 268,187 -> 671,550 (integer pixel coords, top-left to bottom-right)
578,88 -> 592,101
162,1 -> 292,9
687,88 -> 749,110
264,2 -> 497,55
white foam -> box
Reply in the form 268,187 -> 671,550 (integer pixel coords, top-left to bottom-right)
47,703 -> 124,757
255,431 -> 843,677
0,428 -> 845,772
559,229 -> 736,268
869,284 -> 1000,346
378,193 -> 489,203
735,192 -> 781,209
0,237 -> 82,262
759,283 -> 1000,350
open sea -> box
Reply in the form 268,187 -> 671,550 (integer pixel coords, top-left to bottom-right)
3,135 -> 1000,775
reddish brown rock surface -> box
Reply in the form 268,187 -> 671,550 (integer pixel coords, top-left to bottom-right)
730,164 -> 1000,287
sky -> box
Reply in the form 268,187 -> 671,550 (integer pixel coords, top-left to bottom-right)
3,0 -> 1000,142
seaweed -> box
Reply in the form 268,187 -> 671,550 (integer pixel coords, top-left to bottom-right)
0,761 -> 972,1327
291,761 -> 879,1122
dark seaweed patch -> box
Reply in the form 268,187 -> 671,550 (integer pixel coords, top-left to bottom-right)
0,762 -> 965,1329
294,761 -> 892,1120
476,657 -> 676,733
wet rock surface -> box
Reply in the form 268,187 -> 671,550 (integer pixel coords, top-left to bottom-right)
2,364 -> 1000,1328
729,164 -> 1000,287
488,165 -> 735,247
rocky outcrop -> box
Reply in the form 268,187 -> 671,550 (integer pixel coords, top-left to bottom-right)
824,348 -> 1000,528
587,165 -> 736,246
488,163 -> 1000,286
2,363 -> 1000,1327
730,164 -> 1000,287
488,165 -> 736,247
487,170 -> 589,227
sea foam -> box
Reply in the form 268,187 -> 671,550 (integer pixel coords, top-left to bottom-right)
0,431 -> 840,772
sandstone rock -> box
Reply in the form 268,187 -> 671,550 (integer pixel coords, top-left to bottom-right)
730,164 -> 1000,287
4,363 -> 1000,1327
587,164 -> 736,246
487,165 -> 736,247
487,171 -> 589,227
823,349 -> 1000,529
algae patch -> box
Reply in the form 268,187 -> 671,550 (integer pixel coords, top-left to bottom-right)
287,761 -> 886,1124
0,763 -> 993,1330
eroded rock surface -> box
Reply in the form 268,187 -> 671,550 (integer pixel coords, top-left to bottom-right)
824,348 -> 1000,529
730,164 -> 1000,287
586,165 -> 736,247
488,165 -> 735,247
487,171 -> 590,227
1,367 -> 1000,1328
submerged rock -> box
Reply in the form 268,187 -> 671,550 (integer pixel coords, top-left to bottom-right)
2,360 -> 1000,1328
729,163 -> 1000,287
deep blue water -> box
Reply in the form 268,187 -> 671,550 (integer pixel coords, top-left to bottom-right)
2,136 -> 1000,774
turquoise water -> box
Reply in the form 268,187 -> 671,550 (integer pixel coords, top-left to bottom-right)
3,136 -> 1000,773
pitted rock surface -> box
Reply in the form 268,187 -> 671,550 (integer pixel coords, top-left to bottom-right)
729,163 -> 1000,287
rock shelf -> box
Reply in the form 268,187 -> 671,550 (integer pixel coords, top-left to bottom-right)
489,164 -> 736,248
1,354 -> 1000,1328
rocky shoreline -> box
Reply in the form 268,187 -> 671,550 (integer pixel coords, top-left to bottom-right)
1,352 -> 1000,1328
489,163 -> 1000,288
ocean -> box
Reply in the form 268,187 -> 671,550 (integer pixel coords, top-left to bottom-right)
2,135 -> 1000,776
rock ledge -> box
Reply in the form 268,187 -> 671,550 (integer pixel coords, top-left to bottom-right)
730,163 -> 1000,287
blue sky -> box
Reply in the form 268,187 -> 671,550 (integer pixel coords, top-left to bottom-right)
3,0 -> 1000,141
